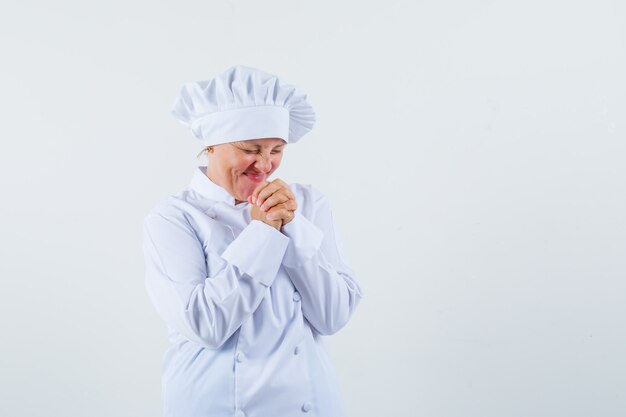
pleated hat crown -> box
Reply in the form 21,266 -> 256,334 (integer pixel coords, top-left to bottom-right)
170,65 -> 316,146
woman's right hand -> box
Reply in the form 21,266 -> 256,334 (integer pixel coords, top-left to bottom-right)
249,198 -> 283,231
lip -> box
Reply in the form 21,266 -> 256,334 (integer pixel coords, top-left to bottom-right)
243,172 -> 265,183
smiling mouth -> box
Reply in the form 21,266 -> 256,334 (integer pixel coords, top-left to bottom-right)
243,172 -> 265,182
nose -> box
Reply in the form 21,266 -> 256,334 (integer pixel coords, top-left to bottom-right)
254,153 -> 272,173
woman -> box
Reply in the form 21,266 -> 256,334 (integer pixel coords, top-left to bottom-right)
142,65 -> 363,417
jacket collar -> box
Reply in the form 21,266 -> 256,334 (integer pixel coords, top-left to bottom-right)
189,166 -> 238,207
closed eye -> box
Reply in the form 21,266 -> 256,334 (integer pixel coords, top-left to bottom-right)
242,149 -> 283,154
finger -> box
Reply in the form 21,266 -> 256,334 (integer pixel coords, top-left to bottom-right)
266,204 -> 294,221
260,191 -> 291,211
283,199 -> 297,211
259,179 -> 295,207
273,179 -> 296,201
263,195 -> 297,212
266,209 -> 293,221
272,178 -> 291,191
256,179 -> 285,207
250,181 -> 270,204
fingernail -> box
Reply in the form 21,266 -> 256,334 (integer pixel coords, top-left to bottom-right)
252,197 -> 257,204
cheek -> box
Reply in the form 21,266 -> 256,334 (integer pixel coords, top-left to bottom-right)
271,155 -> 283,167
235,156 -> 256,171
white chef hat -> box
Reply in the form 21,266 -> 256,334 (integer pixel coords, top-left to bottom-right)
170,65 -> 316,146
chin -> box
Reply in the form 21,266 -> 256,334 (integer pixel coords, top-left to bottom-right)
234,188 -> 250,202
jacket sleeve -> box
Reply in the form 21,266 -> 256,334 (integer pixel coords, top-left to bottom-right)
281,189 -> 363,335
143,213 -> 289,348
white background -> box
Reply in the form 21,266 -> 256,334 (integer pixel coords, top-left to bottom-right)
1,1 -> 625,416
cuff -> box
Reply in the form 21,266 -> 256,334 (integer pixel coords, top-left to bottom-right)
221,220 -> 289,286
281,212 -> 324,268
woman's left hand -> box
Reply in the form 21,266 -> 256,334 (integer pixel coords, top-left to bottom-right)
248,179 -> 298,226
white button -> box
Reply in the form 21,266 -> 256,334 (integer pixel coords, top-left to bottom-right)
294,345 -> 300,355
302,401 -> 312,412
235,409 -> 245,417
236,352 -> 244,362
292,291 -> 301,302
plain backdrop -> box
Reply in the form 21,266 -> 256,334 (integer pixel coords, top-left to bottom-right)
1,1 -> 625,416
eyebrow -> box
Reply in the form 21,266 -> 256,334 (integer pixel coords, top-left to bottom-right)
245,143 -> 286,149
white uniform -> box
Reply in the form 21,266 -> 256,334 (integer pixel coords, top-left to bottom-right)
142,166 -> 363,417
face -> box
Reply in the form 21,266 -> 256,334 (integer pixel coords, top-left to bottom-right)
206,137 -> 286,204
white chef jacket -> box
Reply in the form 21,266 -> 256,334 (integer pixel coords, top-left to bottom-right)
142,166 -> 363,417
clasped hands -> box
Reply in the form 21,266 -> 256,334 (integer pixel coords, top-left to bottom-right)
248,179 -> 297,231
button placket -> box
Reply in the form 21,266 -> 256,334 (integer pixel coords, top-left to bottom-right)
233,330 -> 246,417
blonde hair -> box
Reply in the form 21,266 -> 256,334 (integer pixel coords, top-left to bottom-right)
196,146 -> 212,159
197,141 -> 243,159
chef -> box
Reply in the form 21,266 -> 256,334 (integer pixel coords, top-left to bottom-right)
142,65 -> 363,417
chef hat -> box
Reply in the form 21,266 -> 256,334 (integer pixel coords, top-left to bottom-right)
170,65 -> 316,146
